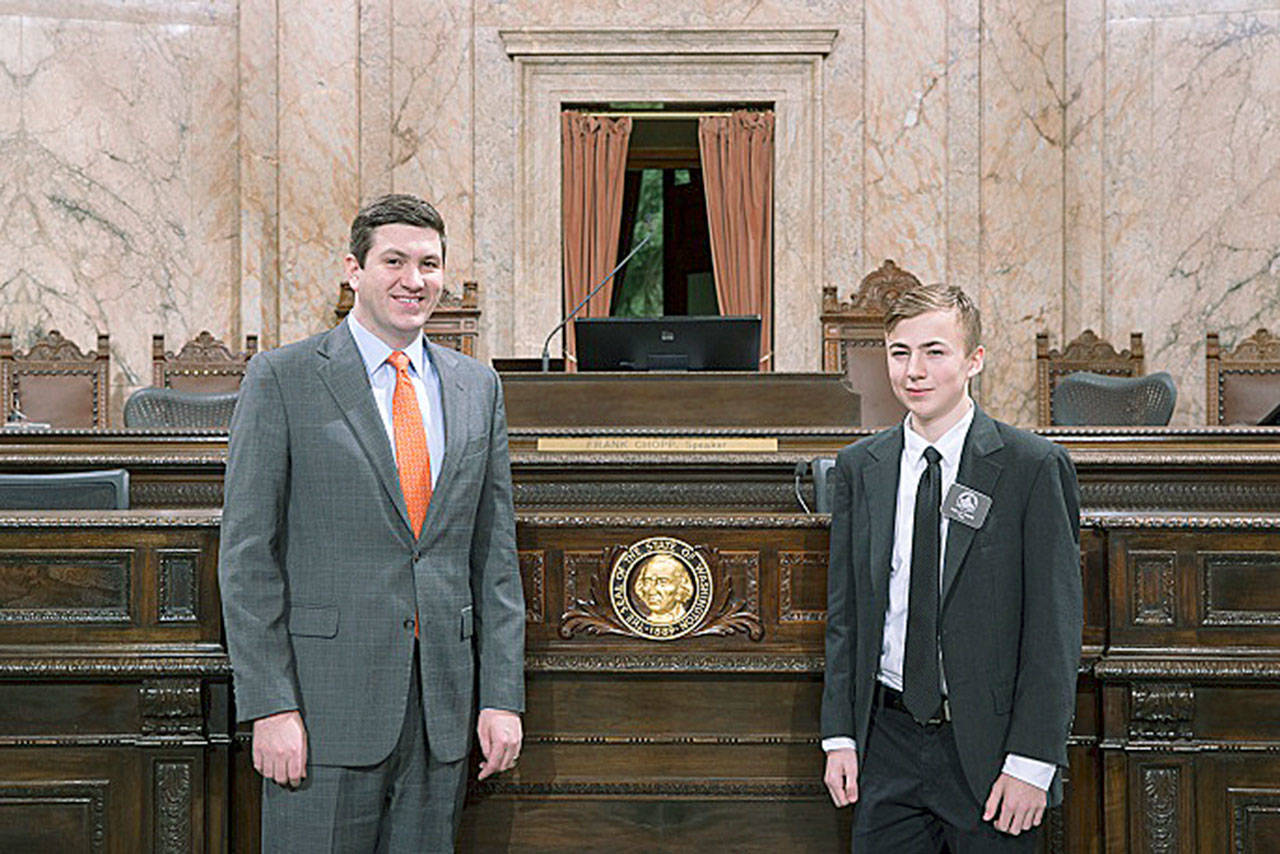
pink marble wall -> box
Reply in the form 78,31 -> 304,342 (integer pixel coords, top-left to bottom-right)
1,0 -> 1276,424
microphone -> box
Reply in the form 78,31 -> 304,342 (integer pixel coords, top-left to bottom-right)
541,233 -> 653,372
794,461 -> 811,513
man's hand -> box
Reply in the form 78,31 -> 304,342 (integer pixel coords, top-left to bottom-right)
823,748 -> 859,807
983,772 -> 1046,835
252,710 -> 307,787
477,708 -> 522,780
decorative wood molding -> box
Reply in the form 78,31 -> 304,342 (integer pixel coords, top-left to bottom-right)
132,482 -> 225,509
1130,551 -> 1177,626
523,652 -> 823,673
1083,511 -> 1280,530
779,551 -> 828,622
1219,328 -> 1280,362
559,546 -> 762,641
1096,658 -> 1280,681
152,330 -> 256,390
691,550 -> 762,641
519,512 -> 829,529
153,760 -> 192,853
1130,683 -> 1195,739
1229,788 -> 1280,854
0,780 -> 108,853
524,733 -> 817,746
519,550 -> 545,623
0,510 -> 220,528
514,481 -> 800,511
1140,765 -> 1181,854
1201,552 -> 1280,626
157,550 -> 200,623
0,653 -> 231,678
139,679 -> 204,737
9,330 -> 107,362
0,551 -> 132,624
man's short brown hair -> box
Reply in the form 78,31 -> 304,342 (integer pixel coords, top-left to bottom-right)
349,193 -> 447,267
884,283 -> 982,354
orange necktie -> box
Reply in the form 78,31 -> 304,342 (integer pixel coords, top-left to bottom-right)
388,350 -> 432,536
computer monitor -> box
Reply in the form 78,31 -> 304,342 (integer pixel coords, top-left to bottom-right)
574,316 -> 762,371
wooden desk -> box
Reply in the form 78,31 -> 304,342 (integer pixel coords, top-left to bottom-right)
0,427 -> 1279,851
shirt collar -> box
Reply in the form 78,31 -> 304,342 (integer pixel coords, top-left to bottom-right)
346,313 -> 427,379
902,398 -> 975,467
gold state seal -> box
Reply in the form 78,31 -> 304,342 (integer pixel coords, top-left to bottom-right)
609,537 -> 713,641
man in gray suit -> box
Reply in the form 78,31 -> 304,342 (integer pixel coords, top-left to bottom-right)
821,284 -> 1081,851
219,194 -> 525,851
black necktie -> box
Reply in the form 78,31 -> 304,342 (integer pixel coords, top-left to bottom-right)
903,446 -> 943,723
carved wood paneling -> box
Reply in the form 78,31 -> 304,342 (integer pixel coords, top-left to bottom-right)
0,550 -> 132,623
1229,788 -> 1280,854
131,481 -> 225,509
157,549 -> 200,623
1201,552 -> 1280,626
140,679 -> 203,737
1141,765 -> 1181,854
778,551 -> 827,623
692,549 -> 762,641
0,780 -> 108,853
514,480 -> 797,510
1130,683 -> 1195,739
1131,550 -> 1178,626
154,759 -> 193,853
559,545 -> 762,641
519,550 -> 545,623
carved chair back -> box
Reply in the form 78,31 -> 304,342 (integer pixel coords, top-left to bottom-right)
153,331 -> 258,394
1036,330 -> 1144,426
820,260 -> 918,427
0,330 -> 111,428
1206,329 -> 1280,425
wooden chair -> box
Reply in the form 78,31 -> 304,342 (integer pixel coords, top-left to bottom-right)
1035,330 -> 1144,425
153,331 -> 258,394
1206,328 -> 1280,425
820,260 -> 919,427
336,280 -> 481,358
0,330 -> 111,428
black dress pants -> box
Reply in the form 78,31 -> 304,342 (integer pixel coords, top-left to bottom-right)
851,703 -> 1039,853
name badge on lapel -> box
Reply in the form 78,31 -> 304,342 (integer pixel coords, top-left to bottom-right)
942,482 -> 992,529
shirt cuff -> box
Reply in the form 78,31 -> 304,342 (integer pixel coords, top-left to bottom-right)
1001,753 -> 1056,790
822,736 -> 857,753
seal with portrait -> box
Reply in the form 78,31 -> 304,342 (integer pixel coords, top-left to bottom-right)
609,537 -> 713,640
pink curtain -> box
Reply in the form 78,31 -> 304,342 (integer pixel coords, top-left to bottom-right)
561,111 -> 632,368
699,110 -> 774,370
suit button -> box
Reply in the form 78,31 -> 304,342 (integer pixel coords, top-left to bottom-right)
403,618 -> 415,630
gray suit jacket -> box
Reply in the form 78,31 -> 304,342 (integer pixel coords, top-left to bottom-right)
219,323 -> 525,767
821,407 -> 1082,805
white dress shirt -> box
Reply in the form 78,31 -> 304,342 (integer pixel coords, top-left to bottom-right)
823,400 -> 1056,791
346,313 -> 444,489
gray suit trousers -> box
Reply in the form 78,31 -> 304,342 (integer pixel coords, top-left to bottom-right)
261,644 -> 468,853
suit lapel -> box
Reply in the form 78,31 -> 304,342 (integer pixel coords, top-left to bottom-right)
941,406 -> 1004,605
418,342 -> 469,540
863,426 -> 903,602
315,324 -> 412,534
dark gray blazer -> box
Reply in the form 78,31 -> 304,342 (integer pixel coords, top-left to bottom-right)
821,406 -> 1082,805
219,323 -> 525,767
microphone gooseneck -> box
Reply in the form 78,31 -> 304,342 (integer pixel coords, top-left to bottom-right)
541,233 -> 653,372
